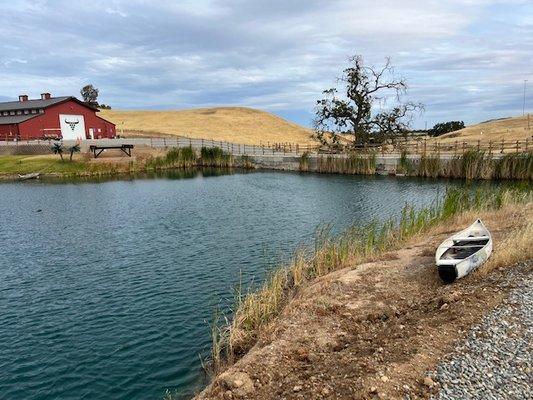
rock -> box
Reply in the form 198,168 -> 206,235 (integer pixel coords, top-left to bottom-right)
370,386 -> 378,393
322,387 -> 330,395
293,385 -> 302,392
440,303 -> 449,311
380,375 -> 389,382
443,291 -> 461,303
218,372 -> 254,398
423,376 -> 435,387
294,346 -> 309,362
223,390 -> 233,399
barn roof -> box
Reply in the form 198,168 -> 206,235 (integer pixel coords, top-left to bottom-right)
0,114 -> 38,125
0,96 -> 99,113
0,96 -> 71,112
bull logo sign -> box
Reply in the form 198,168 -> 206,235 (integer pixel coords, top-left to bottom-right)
65,118 -> 79,131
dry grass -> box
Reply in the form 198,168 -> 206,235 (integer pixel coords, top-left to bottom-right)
480,205 -> 533,275
100,107 -> 316,146
429,115 -> 533,145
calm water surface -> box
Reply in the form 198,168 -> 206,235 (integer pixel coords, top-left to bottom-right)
0,170 -> 463,399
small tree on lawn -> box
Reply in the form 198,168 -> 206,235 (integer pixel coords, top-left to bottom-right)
51,142 -> 64,161
314,55 -> 423,147
68,144 -> 80,161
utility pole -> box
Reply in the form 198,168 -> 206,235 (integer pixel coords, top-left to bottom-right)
522,79 -> 527,116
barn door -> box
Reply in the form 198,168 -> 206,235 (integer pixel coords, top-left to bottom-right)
59,114 -> 86,140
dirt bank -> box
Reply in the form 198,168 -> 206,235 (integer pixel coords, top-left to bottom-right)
195,203 -> 532,400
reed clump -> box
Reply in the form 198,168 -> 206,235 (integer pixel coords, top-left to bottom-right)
495,152 -> 533,180
200,147 -> 234,167
299,152 -> 310,172
317,153 -> 376,174
145,146 -> 197,170
165,146 -> 197,167
405,150 -> 532,180
209,185 -> 532,372
416,154 -> 442,178
237,155 -> 256,169
397,150 -> 414,175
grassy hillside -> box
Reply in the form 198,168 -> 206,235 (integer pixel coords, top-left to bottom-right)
100,107 -> 316,146
430,115 -> 532,144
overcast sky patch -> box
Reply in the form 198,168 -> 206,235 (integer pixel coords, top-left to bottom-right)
0,0 -> 531,127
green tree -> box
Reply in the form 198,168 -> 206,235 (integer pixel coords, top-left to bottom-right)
314,55 -> 423,146
429,121 -> 465,137
80,84 -> 99,107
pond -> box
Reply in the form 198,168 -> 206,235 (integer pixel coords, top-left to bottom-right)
0,170 -> 468,399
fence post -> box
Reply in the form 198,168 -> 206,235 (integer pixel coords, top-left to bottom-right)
501,139 -> 504,153
454,140 -> 457,155
423,139 -> 426,155
526,138 -> 529,152
516,140 -> 519,153
296,144 -> 299,155
477,140 -> 480,151
462,142 -> 466,154
488,140 -> 492,156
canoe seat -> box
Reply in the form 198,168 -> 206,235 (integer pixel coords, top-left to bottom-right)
448,244 -> 486,249
453,236 -> 489,243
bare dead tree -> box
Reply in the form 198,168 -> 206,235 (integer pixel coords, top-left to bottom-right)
314,55 -> 423,147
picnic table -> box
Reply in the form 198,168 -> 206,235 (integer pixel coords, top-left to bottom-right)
89,144 -> 134,158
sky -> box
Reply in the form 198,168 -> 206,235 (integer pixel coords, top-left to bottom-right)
0,0 -> 532,128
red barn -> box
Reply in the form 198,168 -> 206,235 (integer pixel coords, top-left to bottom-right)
0,93 -> 116,141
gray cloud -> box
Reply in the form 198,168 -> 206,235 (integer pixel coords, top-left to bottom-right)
0,0 -> 532,127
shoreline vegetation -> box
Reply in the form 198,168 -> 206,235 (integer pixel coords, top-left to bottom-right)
0,147 -> 255,181
312,149 -> 532,180
0,146 -> 531,181
188,184 -> 532,400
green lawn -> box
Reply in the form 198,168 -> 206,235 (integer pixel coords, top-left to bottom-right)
0,155 -> 91,175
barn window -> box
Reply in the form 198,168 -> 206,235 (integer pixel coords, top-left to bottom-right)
10,111 -> 15,115
31,109 -> 37,114
2,111 -> 7,116
16,111 -> 22,115
23,109 -> 29,114
39,109 -> 44,114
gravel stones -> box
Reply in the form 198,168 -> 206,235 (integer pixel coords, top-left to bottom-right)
432,261 -> 532,399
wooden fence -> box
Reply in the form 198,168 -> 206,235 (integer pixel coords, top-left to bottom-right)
0,136 -> 530,157
384,137 -> 530,155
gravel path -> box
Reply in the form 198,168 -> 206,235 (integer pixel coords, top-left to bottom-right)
432,260 -> 532,400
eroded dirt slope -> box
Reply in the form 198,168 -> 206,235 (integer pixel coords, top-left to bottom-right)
196,205 -> 532,400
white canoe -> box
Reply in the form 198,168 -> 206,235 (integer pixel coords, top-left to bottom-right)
435,219 -> 492,283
